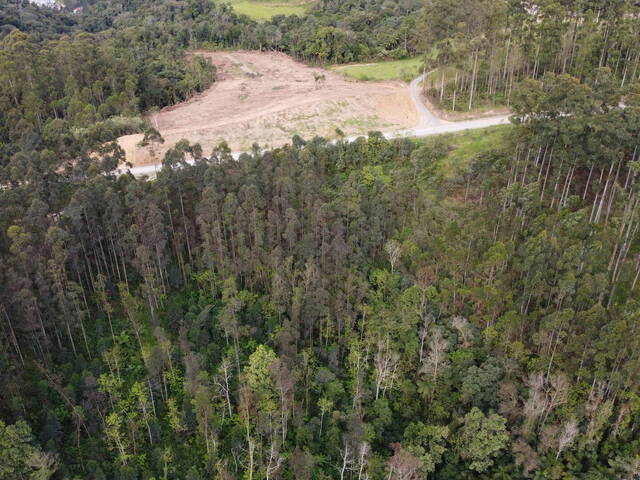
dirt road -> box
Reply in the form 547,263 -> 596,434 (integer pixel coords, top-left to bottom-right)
125,117 -> 510,178
410,70 -> 443,126
119,52 -> 510,178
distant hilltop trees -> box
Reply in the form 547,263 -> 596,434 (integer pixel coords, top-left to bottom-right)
28,0 -> 62,9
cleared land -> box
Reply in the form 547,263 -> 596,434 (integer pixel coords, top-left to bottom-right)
332,57 -> 424,82
228,0 -> 314,20
119,51 -> 419,166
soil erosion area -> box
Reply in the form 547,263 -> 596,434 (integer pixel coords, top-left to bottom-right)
118,50 -> 418,165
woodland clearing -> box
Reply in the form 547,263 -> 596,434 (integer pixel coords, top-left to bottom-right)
118,51 -> 418,166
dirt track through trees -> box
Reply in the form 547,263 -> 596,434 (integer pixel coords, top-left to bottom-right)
118,51 -> 419,165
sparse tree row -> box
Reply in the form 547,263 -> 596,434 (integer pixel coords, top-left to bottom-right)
421,0 -> 640,111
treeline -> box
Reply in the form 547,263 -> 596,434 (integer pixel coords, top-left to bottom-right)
77,0 -> 423,62
2,0 -> 423,62
421,0 -> 640,111
268,0 -> 422,63
2,67 -> 640,478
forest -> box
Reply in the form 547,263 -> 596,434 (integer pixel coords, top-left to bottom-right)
2,0 -> 640,479
421,0 -> 640,111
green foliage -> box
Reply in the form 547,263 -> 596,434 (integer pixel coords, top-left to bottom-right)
244,344 -> 278,413
402,422 -> 449,474
0,420 -> 35,479
0,420 -> 56,480
271,0 -> 423,63
458,408 -> 509,473
460,358 -> 503,409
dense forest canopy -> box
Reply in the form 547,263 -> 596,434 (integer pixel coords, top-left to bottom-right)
2,0 -> 640,479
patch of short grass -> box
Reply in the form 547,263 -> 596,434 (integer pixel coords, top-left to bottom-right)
414,124 -> 513,178
227,0 -> 314,21
332,57 -> 424,83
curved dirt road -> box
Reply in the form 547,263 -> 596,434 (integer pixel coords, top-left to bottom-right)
124,73 -> 510,178
410,71 -> 443,126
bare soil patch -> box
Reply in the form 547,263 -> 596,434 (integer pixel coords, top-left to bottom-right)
119,51 -> 418,165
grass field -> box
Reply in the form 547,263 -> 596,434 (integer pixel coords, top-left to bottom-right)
332,57 -> 424,82
228,0 -> 314,20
